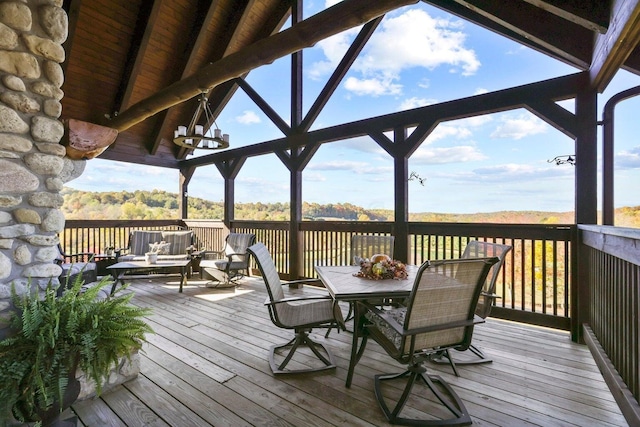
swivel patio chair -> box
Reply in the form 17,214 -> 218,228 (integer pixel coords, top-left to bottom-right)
353,257 -> 498,426
247,242 -> 344,374
431,240 -> 512,372
200,232 -> 255,287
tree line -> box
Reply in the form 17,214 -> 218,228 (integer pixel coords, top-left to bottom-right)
61,188 -> 640,226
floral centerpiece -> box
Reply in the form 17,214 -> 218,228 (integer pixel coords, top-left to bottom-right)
354,254 -> 408,280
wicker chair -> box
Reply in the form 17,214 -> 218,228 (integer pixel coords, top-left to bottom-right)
200,233 -> 256,287
431,240 -> 512,372
353,257 -> 498,426
247,242 -> 344,374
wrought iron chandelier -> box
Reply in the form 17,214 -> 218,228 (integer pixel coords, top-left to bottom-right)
173,91 -> 229,150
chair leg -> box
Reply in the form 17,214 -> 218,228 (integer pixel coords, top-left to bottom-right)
430,344 -> 492,370
269,329 -> 336,374
374,361 -> 472,426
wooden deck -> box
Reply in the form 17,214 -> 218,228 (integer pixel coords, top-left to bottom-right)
68,275 -> 627,426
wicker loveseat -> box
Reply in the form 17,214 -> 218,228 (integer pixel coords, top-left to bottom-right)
117,229 -> 194,262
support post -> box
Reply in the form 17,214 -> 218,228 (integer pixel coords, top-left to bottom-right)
573,72 -> 598,343
393,127 -> 409,263
179,166 -> 196,220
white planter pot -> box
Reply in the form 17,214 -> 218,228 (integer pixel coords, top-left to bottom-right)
145,252 -> 158,264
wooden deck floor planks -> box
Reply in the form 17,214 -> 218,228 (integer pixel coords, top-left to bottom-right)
67,276 -> 627,426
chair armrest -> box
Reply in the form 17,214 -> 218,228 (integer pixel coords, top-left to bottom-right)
58,251 -> 95,264
265,295 -> 332,306
284,278 -> 323,287
480,291 -> 501,301
201,249 -> 225,260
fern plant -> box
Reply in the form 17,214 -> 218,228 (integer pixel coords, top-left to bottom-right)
0,274 -> 153,424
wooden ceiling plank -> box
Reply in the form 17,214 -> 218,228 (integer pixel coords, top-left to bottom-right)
152,0 -> 226,157
107,0 -> 419,132
590,0 -> 640,91
520,0 -> 610,33
115,0 -> 159,115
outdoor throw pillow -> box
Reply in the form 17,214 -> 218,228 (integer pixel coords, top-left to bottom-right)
149,241 -> 171,254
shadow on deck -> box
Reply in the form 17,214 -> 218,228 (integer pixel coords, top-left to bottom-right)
68,275 -> 626,426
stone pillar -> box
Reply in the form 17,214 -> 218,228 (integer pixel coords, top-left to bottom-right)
0,0 -> 72,336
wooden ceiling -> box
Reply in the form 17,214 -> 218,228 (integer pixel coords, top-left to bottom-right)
60,0 -> 640,169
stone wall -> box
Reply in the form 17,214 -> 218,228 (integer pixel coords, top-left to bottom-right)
0,1 -> 140,402
0,0 -> 80,337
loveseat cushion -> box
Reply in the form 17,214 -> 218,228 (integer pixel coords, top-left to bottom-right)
161,230 -> 193,255
129,231 -> 163,255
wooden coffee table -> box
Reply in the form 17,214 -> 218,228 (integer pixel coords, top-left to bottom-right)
107,259 -> 192,294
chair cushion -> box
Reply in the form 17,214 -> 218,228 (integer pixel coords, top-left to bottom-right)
161,230 -> 193,255
61,262 -> 97,276
366,308 -> 406,349
129,231 -> 163,255
200,259 -> 247,271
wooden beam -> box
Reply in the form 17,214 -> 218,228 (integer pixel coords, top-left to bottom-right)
182,72 -> 583,168
63,119 -> 119,160
520,0 -> 609,33
107,0 -> 419,132
445,0 -> 592,68
590,0 -> 640,91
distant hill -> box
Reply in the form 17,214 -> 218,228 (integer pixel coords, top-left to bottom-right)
61,188 -> 640,227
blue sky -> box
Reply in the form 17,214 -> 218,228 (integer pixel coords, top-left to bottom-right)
69,1 -> 640,216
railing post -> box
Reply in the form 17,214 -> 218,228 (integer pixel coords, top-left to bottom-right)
572,226 -> 585,343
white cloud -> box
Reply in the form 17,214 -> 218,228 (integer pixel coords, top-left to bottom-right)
356,9 -> 480,77
617,146 -> 640,169
398,97 -> 437,111
308,7 -> 480,96
474,88 -> 489,95
235,110 -> 261,125
412,145 -> 486,164
308,28 -> 359,80
304,172 -> 327,182
424,124 -> 473,143
459,115 -> 493,127
490,113 -> 548,140
308,160 -> 392,175
344,76 -> 402,96
450,163 -> 573,183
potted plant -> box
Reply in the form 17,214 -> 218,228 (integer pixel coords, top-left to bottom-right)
0,275 -> 153,426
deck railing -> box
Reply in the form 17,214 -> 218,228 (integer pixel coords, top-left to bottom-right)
60,219 -> 574,330
579,225 -> 640,424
